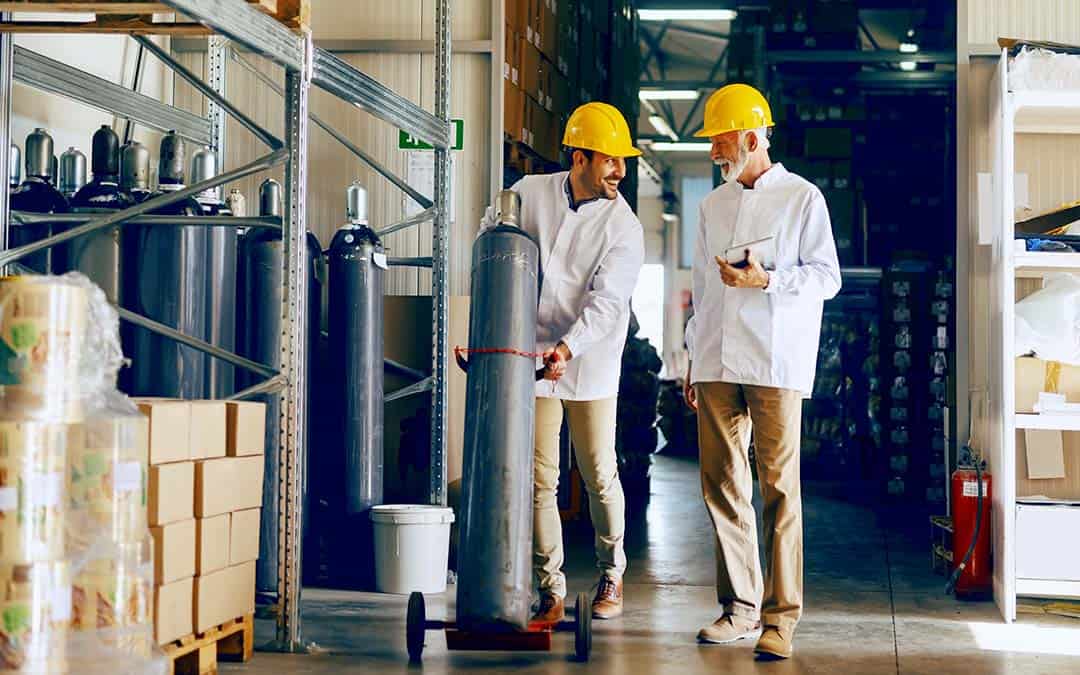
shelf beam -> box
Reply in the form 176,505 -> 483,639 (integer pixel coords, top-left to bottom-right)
0,148 -> 287,267
160,0 -> 302,70
228,48 -> 433,209
13,45 -> 211,145
312,47 -> 450,150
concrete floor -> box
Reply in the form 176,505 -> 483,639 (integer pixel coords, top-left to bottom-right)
225,456 -> 1080,674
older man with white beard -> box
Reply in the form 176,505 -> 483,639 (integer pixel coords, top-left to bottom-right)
683,83 -> 842,660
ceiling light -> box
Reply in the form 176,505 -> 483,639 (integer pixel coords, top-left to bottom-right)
639,89 -> 700,101
649,115 -> 679,141
638,9 -> 737,21
899,61 -> 917,72
650,142 -> 711,152
899,42 -> 919,53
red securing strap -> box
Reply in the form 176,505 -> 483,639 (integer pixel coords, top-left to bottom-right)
453,345 -> 545,360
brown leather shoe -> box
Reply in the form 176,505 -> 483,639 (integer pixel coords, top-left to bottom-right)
592,576 -> 623,619
755,625 -> 794,659
531,592 -> 565,624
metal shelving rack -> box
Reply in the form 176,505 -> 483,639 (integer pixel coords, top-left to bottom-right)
0,0 -> 452,650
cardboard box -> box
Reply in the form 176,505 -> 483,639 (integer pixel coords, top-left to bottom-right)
505,81 -> 525,142
136,399 -> 190,465
196,514 -> 230,575
524,0 -> 542,50
521,38 -> 543,106
506,0 -> 524,35
229,508 -> 261,565
552,71 -> 569,117
194,561 -> 256,633
195,456 -> 264,518
155,577 -> 193,644
226,401 -> 265,457
539,0 -> 558,62
151,519 -> 195,585
149,461 -> 194,526
504,25 -> 520,86
189,401 -> 226,460
1016,357 -> 1080,413
1024,429 -> 1066,480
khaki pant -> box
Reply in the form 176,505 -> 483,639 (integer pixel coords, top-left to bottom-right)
696,381 -> 803,630
534,396 -> 626,599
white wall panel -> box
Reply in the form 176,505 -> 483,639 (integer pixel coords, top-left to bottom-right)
311,0 -> 424,41
968,0 -> 1080,47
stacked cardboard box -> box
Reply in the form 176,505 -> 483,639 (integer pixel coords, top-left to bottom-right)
142,399 -> 265,644
504,0 -> 639,171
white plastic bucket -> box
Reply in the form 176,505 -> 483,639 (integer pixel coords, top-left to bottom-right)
371,504 -> 455,594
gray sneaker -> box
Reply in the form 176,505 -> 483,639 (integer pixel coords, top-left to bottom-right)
697,615 -> 762,644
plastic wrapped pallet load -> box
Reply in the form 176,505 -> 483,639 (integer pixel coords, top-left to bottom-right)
0,274 -> 164,674
0,561 -> 71,674
67,403 -> 149,546
0,423 -> 67,564
0,276 -> 89,424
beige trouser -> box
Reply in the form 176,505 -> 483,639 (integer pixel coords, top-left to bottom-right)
534,396 -> 626,599
696,381 -> 803,631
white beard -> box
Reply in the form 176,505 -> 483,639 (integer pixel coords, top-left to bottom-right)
717,144 -> 750,183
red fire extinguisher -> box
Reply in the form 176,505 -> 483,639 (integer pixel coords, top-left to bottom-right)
949,466 -> 992,598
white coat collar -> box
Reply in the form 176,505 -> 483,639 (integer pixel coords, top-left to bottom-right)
738,162 -> 787,191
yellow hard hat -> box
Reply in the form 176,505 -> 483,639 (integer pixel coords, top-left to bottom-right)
562,102 -> 642,158
694,83 -> 775,138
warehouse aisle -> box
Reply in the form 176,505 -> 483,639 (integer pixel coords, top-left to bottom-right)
227,457 -> 1080,674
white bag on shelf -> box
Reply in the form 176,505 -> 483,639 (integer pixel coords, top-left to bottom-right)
1015,272 -> 1080,366
1010,46 -> 1080,91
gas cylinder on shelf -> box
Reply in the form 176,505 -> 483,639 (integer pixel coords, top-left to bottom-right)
950,467 -> 992,598
58,146 -> 87,200
10,128 -> 69,273
191,147 -> 237,398
8,143 -> 20,191
58,125 -> 126,302
327,180 -> 384,588
122,130 -> 209,399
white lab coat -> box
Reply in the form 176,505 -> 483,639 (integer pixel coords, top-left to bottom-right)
685,163 -> 841,396
481,172 -> 645,400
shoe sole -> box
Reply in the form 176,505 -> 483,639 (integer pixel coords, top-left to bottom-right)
754,647 -> 792,660
697,629 -> 762,645
592,608 -> 623,620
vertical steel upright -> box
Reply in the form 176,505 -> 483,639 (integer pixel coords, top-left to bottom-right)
275,32 -> 311,652
207,36 -> 228,154
206,35 -> 235,398
0,16 -> 11,256
429,0 -> 451,507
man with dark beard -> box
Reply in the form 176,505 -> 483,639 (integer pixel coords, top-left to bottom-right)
481,101 -> 644,622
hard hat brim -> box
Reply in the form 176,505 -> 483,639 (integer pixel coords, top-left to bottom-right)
693,122 -> 775,139
565,143 -> 643,159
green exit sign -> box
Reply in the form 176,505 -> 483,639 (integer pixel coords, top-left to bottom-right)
399,119 -> 464,151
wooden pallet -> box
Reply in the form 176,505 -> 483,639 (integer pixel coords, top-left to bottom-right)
162,613 -> 254,675
0,0 -> 308,35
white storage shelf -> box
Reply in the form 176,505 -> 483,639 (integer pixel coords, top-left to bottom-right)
1016,413 -> 1080,431
1012,91 -> 1080,134
990,49 -> 1080,623
1014,251 -> 1080,277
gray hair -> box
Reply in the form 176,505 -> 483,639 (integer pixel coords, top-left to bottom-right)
742,127 -> 770,152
